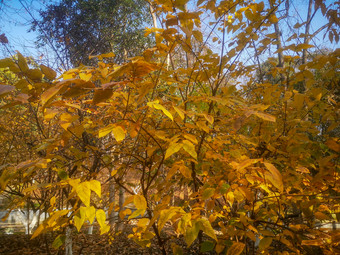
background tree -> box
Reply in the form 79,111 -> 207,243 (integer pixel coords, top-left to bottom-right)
31,0 -> 153,67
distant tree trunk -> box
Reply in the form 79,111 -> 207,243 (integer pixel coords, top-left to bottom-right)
116,184 -> 125,232
302,0 -> 313,65
269,0 -> 284,67
65,226 -> 72,255
148,1 -> 170,69
109,179 -> 116,229
26,199 -> 30,235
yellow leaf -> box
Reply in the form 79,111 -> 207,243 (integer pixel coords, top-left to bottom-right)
26,69 -> 42,80
31,224 -> 45,239
301,239 -> 323,246
193,30 -> 203,42
134,195 -> 147,210
96,209 -> 109,234
112,126 -> 126,142
158,208 -> 179,232
264,162 -> 283,193
92,89 -> 113,104
315,212 -> 328,220
98,124 -> 115,138
79,72 -> 92,81
147,100 -> 173,121
259,237 -> 272,250
226,191 -> 234,207
50,196 -> 56,206
17,52 -> 29,72
128,209 -> 145,220
96,209 -> 106,228
40,64 -> 56,80
59,112 -> 78,130
297,43 -> 314,50
196,121 -> 210,133
203,114 -> 214,124
237,158 -> 260,171
182,140 -> 197,159
89,180 -> 101,198
178,164 -> 192,179
173,106 -> 185,120
183,134 -> 198,144
269,14 -> 278,23
41,82 -> 66,107
85,206 -> 96,224
253,111 -> 276,122
165,142 -> 183,159
44,108 -> 59,121
76,182 -> 91,207
198,218 -> 217,241
326,138 -> 340,152
74,207 -> 86,232
226,242 -> 245,255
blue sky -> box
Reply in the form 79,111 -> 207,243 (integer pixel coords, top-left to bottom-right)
0,0 -> 338,67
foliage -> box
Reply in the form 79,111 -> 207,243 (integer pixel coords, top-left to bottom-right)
31,0 -> 153,66
1,0 -> 340,254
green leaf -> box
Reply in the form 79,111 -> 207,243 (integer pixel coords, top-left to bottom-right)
202,188 -> 215,200
52,234 -> 66,249
185,221 -> 200,247
201,241 -> 215,252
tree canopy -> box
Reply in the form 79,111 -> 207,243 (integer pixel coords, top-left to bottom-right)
0,0 -> 339,254
31,0 -> 153,67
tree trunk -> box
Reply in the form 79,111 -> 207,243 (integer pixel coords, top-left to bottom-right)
65,226 -> 73,255
116,184 -> 125,232
269,1 -> 284,67
109,179 -> 116,229
302,0 -> 313,65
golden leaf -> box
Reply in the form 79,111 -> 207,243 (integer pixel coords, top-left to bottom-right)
226,242 -> 245,255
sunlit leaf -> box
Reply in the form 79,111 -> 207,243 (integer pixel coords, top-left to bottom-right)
226,242 -> 245,255
76,182 -> 91,207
